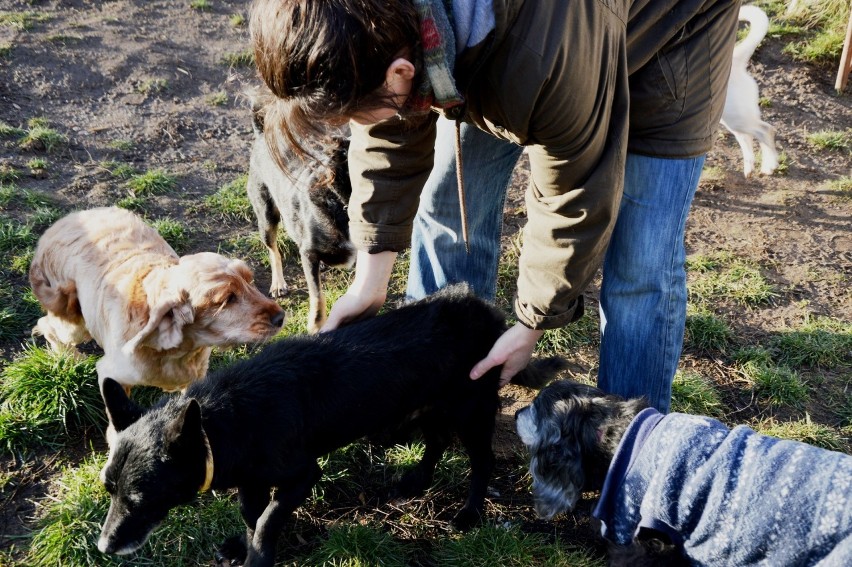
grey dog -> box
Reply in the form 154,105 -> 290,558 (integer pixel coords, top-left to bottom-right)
516,379 -> 852,566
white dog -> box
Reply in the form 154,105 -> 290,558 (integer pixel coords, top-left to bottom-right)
721,5 -> 779,178
29,207 -> 285,391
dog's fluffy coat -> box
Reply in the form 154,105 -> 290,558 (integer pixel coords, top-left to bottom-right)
97,285 -> 561,566
246,100 -> 354,333
29,207 -> 284,391
516,380 -> 852,566
721,5 -> 778,178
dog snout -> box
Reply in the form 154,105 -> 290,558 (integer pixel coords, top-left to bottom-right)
270,309 -> 285,328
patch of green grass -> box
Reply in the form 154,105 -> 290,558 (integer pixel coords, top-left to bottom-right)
805,129 -> 852,152
19,119 -> 67,153
434,524 -> 604,567
0,11 -> 50,31
304,523 -> 410,567
190,0 -> 212,10
782,0 -> 850,67
207,91 -> 228,106
537,313 -> 599,355
685,308 -> 733,353
27,454 -> 242,566
203,174 -> 252,221
739,360 -> 809,407
770,315 -> 852,369
0,281 -> 41,341
115,194 -> 147,211
27,157 -> 48,172
230,13 -> 246,27
824,175 -> 852,199
671,370 -> 724,417
47,34 -> 83,45
0,121 -> 26,137
101,160 -> 136,179
385,442 -> 470,489
107,139 -> 134,152
686,252 -> 777,307
700,165 -> 726,183
136,78 -> 169,95
0,163 -> 19,183
754,416 -> 846,451
221,49 -> 254,68
151,217 -> 190,254
0,216 -> 36,256
0,42 -> 11,57
126,168 -> 177,196
0,345 -> 102,455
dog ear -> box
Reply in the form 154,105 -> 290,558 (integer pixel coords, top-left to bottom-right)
122,289 -> 194,354
101,378 -> 144,432
164,399 -> 203,451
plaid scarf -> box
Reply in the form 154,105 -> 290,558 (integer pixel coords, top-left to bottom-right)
407,0 -> 465,114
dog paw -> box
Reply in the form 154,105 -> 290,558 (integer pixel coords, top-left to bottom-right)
390,469 -> 430,500
450,507 -> 483,532
215,535 -> 248,566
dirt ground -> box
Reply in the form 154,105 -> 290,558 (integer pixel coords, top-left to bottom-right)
1,0 -> 851,564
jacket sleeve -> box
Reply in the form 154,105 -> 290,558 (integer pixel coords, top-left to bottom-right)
346,113 -> 439,253
511,7 -> 631,330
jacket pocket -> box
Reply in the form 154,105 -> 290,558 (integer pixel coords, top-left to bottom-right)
629,45 -> 687,128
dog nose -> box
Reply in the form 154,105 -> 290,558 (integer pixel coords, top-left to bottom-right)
270,311 -> 285,328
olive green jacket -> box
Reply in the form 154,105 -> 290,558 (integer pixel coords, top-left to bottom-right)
347,0 -> 740,330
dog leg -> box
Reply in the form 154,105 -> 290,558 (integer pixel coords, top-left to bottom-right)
452,415 -> 497,530
392,417 -> 452,500
248,176 -> 288,298
756,122 -> 778,175
733,132 -> 757,178
300,251 -> 325,334
243,462 -> 321,567
216,485 -> 271,566
33,313 -> 90,355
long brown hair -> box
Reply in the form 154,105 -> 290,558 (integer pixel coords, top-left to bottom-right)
250,0 -> 420,169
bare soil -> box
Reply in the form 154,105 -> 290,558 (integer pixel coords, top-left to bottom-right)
1,0 -> 850,564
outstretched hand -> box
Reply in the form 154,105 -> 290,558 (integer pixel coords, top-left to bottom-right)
470,322 -> 544,387
320,250 -> 397,332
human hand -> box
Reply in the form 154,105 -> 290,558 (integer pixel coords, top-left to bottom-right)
470,322 -> 545,388
321,250 -> 397,331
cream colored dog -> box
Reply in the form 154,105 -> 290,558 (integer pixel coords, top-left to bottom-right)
29,207 -> 285,391
721,5 -> 779,178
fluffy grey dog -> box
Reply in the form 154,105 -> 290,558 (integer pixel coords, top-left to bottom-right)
516,380 -> 852,566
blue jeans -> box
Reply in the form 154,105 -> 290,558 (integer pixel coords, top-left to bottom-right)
409,118 -> 704,413
408,118 -> 523,300
597,153 -> 704,413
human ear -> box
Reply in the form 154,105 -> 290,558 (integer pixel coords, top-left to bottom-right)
385,57 -> 415,94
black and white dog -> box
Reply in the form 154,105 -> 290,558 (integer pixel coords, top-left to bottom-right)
246,98 -> 355,333
515,380 -> 852,566
97,285 -> 562,567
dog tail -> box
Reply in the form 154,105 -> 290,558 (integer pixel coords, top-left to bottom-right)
735,5 -> 770,63
510,356 -> 567,390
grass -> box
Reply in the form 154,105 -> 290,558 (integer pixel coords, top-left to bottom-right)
126,168 -> 177,196
685,308 -> 733,353
805,129 -> 852,152
686,251 -> 777,308
823,175 -> 852,199
221,49 -> 254,68
770,315 -> 852,369
203,174 -> 253,222
190,0 -> 212,11
753,416 -> 846,452
0,345 -> 102,456
302,523 -> 410,567
433,524 -> 604,567
151,217 -> 190,254
0,11 -> 50,31
671,371 -> 724,418
207,91 -> 229,106
781,0 -> 851,67
739,360 -> 809,407
136,78 -> 169,95
19,118 -> 67,153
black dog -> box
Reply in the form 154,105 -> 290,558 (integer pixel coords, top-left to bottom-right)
97,285 -> 562,566
515,380 -> 852,566
246,98 -> 354,333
